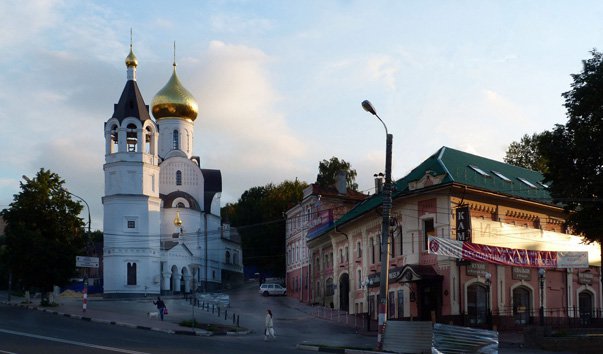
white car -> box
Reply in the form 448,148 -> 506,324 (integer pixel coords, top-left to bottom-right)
259,283 -> 287,296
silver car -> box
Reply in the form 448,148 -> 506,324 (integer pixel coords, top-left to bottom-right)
259,283 -> 287,296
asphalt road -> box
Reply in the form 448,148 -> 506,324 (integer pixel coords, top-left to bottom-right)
0,282 -> 373,353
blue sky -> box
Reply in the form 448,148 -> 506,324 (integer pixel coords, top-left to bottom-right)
1,0 -> 602,230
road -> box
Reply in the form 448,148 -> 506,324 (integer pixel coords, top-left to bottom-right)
0,282 -> 373,353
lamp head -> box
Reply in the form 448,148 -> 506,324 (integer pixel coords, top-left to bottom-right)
538,268 -> 545,276
362,100 -> 377,116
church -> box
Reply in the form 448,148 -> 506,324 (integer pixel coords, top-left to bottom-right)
102,42 -> 243,297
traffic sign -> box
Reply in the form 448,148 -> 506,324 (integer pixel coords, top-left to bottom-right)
76,256 -> 99,268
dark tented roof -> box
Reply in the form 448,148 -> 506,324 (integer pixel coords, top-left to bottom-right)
112,80 -> 151,123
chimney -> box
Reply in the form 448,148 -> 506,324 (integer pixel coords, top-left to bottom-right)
374,173 -> 384,193
336,170 -> 347,195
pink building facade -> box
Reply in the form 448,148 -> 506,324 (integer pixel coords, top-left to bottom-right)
304,147 -> 602,329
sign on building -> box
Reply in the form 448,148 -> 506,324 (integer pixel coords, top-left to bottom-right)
466,262 -> 486,276
76,256 -> 99,268
456,206 -> 471,242
512,267 -> 531,281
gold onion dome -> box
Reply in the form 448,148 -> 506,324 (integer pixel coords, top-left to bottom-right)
125,46 -> 138,68
151,65 -> 198,121
174,211 -> 183,227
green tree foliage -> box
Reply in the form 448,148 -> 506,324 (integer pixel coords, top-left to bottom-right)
1,169 -> 85,293
504,132 -> 550,173
539,50 -> 603,250
222,179 -> 307,277
316,157 -> 358,190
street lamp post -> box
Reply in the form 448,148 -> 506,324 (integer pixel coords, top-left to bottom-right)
64,189 -> 92,312
362,100 -> 393,351
538,268 -> 544,326
485,272 -> 492,329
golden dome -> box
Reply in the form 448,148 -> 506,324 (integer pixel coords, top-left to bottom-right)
174,211 -> 183,227
125,46 -> 138,68
151,65 -> 198,121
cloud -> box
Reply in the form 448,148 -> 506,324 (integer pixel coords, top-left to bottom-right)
185,40 -> 307,201
365,54 -> 400,90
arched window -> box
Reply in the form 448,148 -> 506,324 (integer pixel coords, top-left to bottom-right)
467,283 -> 487,325
110,125 -> 119,153
126,124 -> 138,152
176,202 -> 185,208
145,126 -> 153,154
233,252 -> 239,265
173,130 -> 179,150
513,286 -> 531,325
225,250 -> 231,264
176,170 -> 182,186
127,262 -> 137,285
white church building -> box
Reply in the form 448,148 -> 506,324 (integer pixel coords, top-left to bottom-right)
102,43 -> 243,297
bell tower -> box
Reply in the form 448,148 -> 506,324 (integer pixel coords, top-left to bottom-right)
102,35 -> 162,297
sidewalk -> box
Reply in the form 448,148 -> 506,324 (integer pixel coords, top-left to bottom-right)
0,292 -> 247,336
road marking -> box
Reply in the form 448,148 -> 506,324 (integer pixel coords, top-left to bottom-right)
0,350 -> 18,354
0,328 -> 149,354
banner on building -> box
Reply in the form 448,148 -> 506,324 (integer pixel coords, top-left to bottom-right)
307,209 -> 334,240
455,206 -> 471,242
428,236 -> 588,268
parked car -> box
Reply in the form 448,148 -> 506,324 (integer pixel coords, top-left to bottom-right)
259,283 -> 287,296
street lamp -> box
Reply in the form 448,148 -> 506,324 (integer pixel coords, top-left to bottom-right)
538,268 -> 545,326
484,272 -> 492,329
362,100 -> 393,351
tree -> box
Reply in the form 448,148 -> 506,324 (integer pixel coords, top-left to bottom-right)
1,169 -> 85,297
504,132 -> 550,173
538,50 -> 603,284
222,179 -> 308,277
316,157 -> 358,191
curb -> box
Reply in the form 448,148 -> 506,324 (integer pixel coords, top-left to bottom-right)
2,300 -> 238,337
297,344 -> 387,354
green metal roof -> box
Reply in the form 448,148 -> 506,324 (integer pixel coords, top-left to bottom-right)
317,146 -> 552,238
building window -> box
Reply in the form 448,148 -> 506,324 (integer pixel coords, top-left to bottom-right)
126,123 -> 137,152
357,241 -> 362,258
233,252 -> 239,265
212,270 -> 216,279
172,130 -> 179,150
225,251 -> 231,264
176,170 -> 182,186
127,220 -> 136,229
371,238 -> 375,264
340,249 -> 343,264
467,283 -> 487,325
357,270 -> 362,289
127,262 -> 137,285
423,218 -> 435,250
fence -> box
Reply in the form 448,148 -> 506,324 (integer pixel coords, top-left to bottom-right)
311,305 -> 375,332
445,306 -> 603,331
182,292 -> 242,328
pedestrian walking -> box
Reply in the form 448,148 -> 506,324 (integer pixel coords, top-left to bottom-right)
153,297 -> 166,321
264,309 -> 276,340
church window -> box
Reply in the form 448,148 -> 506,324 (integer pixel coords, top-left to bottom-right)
110,125 -> 119,153
126,124 -> 138,152
127,220 -> 136,229
176,170 -> 182,185
173,130 -> 179,150
145,126 -> 153,154
127,262 -> 137,285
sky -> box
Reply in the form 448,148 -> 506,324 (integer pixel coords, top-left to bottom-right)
1,0 -> 603,231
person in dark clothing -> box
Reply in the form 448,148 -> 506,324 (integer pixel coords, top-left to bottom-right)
153,297 -> 166,321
